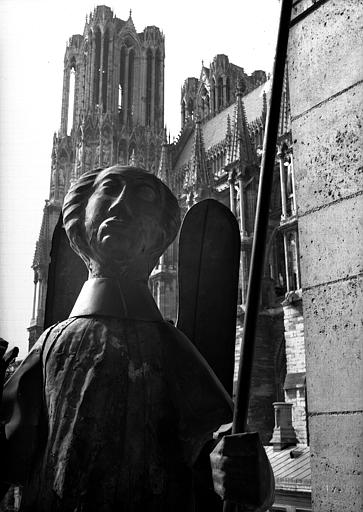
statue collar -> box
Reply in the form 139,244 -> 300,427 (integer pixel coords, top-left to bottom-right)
69,277 -> 163,322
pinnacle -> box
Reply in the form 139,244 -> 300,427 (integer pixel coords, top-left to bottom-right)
184,117 -> 212,192
157,128 -> 169,184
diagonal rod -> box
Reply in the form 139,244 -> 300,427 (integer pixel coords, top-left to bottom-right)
222,3 -> 292,511
232,0 -> 292,437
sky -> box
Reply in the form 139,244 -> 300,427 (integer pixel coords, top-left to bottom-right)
0,0 -> 280,358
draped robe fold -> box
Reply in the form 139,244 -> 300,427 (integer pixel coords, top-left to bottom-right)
1,279 -> 233,511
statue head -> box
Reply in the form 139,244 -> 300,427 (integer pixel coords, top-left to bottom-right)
62,165 -> 181,280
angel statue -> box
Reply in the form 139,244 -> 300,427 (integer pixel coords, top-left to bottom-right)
1,165 -> 273,511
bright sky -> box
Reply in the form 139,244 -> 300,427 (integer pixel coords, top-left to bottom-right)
0,0 -> 280,358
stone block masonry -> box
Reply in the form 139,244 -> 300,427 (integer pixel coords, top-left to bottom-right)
288,0 -> 363,510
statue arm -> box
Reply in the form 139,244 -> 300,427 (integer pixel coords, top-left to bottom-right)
0,339 -> 19,502
0,340 -> 45,488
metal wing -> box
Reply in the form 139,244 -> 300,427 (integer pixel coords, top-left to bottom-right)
177,199 -> 241,397
44,213 -> 87,329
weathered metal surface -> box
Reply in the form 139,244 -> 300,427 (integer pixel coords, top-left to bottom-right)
177,199 -> 241,398
44,213 -> 87,329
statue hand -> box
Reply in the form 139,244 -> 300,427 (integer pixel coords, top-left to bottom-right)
0,338 -> 19,394
210,432 -> 275,511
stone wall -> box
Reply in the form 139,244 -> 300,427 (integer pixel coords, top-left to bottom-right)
235,310 -> 284,445
288,1 -> 363,510
283,296 -> 308,444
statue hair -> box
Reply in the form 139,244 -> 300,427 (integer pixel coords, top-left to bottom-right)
62,165 -> 181,268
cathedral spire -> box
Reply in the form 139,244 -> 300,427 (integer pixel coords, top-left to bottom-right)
125,8 -> 136,32
129,149 -> 138,167
183,114 -> 212,203
230,77 -> 256,169
157,128 -> 169,185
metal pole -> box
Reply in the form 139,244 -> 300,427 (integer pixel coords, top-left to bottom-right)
223,0 -> 292,509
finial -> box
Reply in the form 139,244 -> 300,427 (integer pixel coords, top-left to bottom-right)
129,8 -> 132,18
129,149 -> 137,167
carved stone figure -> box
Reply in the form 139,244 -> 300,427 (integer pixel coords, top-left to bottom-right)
1,166 -> 273,511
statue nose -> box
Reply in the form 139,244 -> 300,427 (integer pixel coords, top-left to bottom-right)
108,185 -> 132,216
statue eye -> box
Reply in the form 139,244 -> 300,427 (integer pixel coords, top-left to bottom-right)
136,185 -> 156,202
100,180 -> 118,194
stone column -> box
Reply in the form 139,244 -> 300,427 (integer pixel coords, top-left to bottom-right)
283,231 -> 290,292
278,148 -> 288,219
31,276 -> 38,321
289,156 -> 297,216
288,2 -> 363,510
228,170 -> 236,215
237,172 -> 247,236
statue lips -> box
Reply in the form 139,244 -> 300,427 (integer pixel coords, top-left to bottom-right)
97,216 -> 131,244
102,216 -> 127,230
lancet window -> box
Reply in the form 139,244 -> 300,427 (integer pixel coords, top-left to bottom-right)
154,49 -> 161,123
67,62 -> 76,135
278,145 -> 296,220
127,49 -> 135,124
146,49 -> 153,125
102,29 -> 109,113
119,46 -> 126,123
93,27 -> 101,107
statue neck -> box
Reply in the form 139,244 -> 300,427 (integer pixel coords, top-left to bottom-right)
69,276 -> 162,322
87,257 -> 153,283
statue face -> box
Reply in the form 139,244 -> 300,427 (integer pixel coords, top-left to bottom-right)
84,169 -> 164,266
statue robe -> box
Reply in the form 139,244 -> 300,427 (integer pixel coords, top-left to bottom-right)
2,278 -> 233,511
